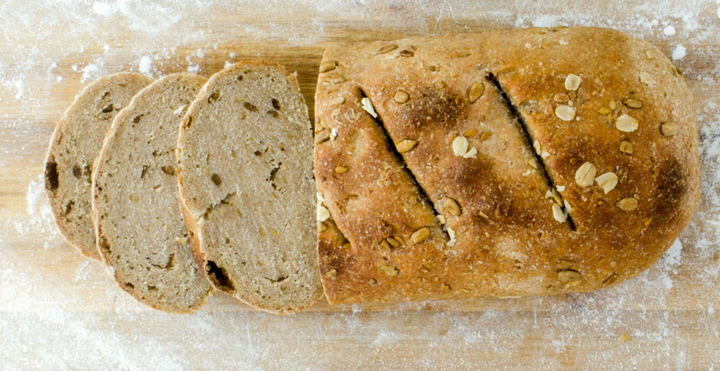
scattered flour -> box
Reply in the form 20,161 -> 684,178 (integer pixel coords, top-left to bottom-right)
138,55 -> 153,76
664,25 -> 676,36
673,44 -> 687,60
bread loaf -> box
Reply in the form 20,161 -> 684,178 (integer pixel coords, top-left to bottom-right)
92,73 -> 213,312
315,27 -> 699,304
45,73 -> 153,260
177,61 -> 323,314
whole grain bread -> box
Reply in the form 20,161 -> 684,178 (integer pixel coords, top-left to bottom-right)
92,73 -> 213,312
177,61 -> 323,314
45,72 -> 153,260
315,27 -> 699,304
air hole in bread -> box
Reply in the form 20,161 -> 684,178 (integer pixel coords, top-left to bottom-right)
269,275 -> 288,283
237,74 -> 244,81
101,104 -> 114,113
271,98 -> 281,110
140,165 -> 150,179
45,160 -> 59,191
72,165 -> 82,178
125,282 -> 135,290
182,116 -> 192,130
206,260 -> 235,292
63,201 -> 74,216
267,109 -> 279,118
98,235 -> 112,256
211,173 -> 222,186
208,91 -> 220,103
147,285 -> 157,291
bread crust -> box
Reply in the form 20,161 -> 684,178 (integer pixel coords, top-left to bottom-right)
45,72 -> 153,260
315,27 -> 699,304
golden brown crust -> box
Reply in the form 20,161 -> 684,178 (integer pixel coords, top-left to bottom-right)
315,27 -> 699,304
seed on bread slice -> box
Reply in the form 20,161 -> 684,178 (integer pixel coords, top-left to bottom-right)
45,72 -> 153,260
177,61 -> 322,314
92,73 -> 212,312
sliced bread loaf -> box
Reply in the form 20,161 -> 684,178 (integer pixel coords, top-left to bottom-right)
92,73 -> 213,312
176,61 -> 322,314
45,72 -> 153,260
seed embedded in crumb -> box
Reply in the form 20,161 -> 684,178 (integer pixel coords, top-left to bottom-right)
619,140 -> 634,154
243,101 -> 258,112
380,264 -> 399,276
555,105 -> 576,121
564,74 -> 582,91
411,227 -> 431,244
318,222 -> 327,232
616,114 -> 638,132
609,100 -> 617,110
552,204 -> 567,223
623,98 -> 643,108
616,197 -> 638,211
558,270 -> 581,282
464,129 -> 478,137
574,162 -> 597,188
361,97 -> 378,118
319,61 -> 338,73
468,82 -> 485,103
462,147 -> 478,159
443,197 -> 461,216
315,129 -> 331,144
317,205 -> 331,222
528,158 -> 538,169
661,122 -> 678,136
326,269 -> 338,278
374,44 -> 399,55
595,172 -> 618,194
386,237 -> 401,248
452,135 -> 469,157
211,173 -> 222,186
334,166 -> 348,174
479,131 -> 491,141
533,140 -> 542,155
161,166 -> 175,175
598,108 -> 612,115
331,96 -> 346,105
394,90 -> 410,103
396,139 -> 418,153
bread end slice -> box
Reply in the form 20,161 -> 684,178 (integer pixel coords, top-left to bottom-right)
45,72 -> 153,260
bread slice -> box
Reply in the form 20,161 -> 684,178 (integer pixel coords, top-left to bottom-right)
45,72 -> 153,260
177,61 -> 322,314
92,73 -> 213,312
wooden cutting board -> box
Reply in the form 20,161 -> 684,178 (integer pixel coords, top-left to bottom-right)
1,0 -> 719,369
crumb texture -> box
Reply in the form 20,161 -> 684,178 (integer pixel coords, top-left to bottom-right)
92,73 -> 212,312
177,62 -> 322,314
45,72 -> 153,259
